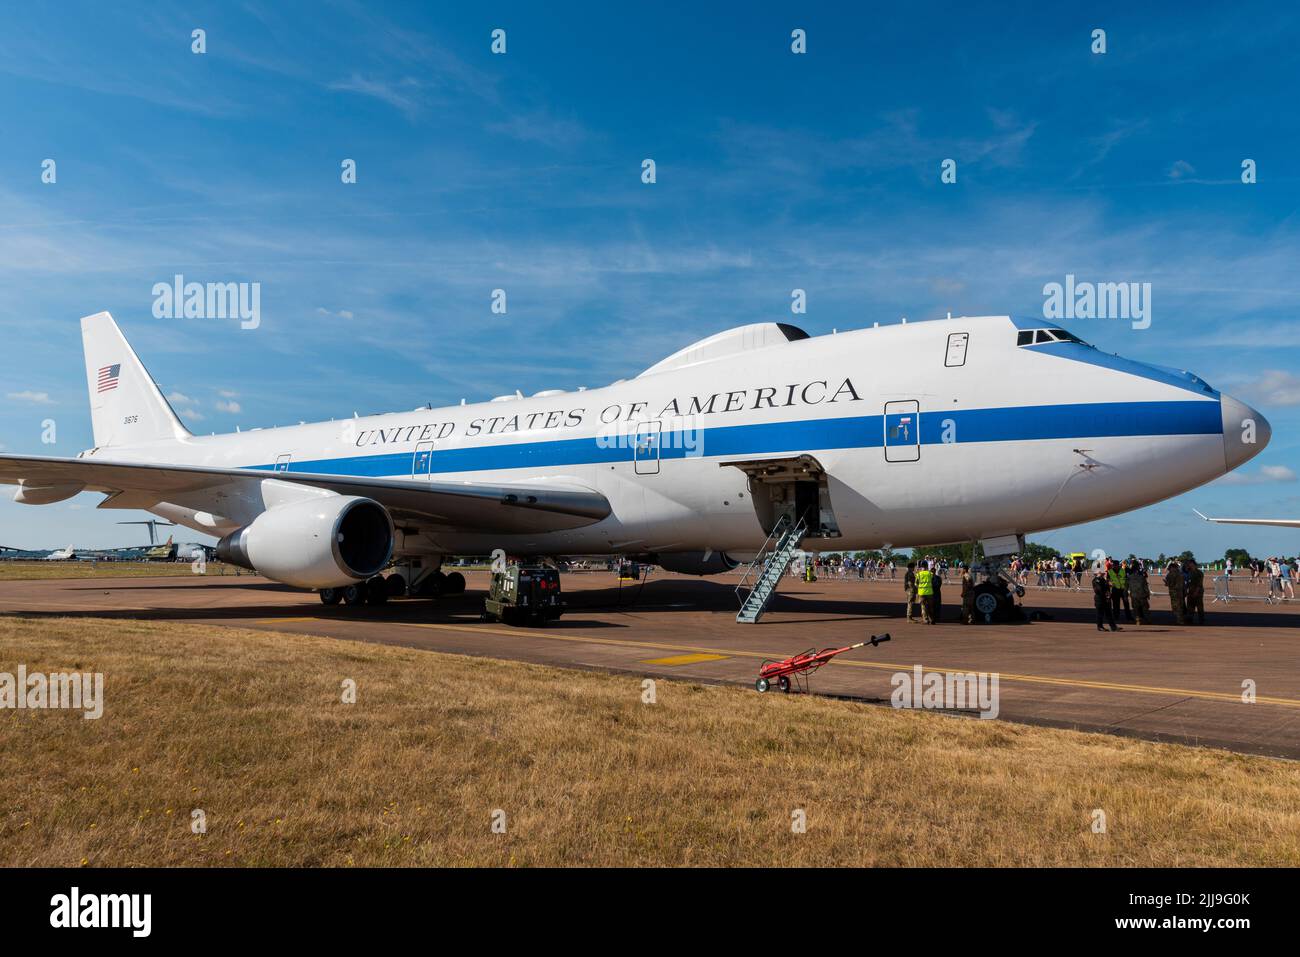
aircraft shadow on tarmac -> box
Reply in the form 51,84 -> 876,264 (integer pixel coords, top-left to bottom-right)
15,577 -> 1296,630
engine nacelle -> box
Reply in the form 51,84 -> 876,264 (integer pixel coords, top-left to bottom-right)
216,496 -> 394,588
653,550 -> 740,576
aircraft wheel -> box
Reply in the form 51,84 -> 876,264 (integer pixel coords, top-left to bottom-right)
972,584 -> 1003,623
443,571 -> 466,595
418,570 -> 446,598
385,573 -> 407,597
342,584 -> 366,607
778,676 -> 791,693
319,587 -> 341,606
366,577 -> 388,605
755,677 -> 770,693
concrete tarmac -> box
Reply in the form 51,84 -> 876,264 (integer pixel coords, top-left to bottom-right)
2,570 -> 1297,758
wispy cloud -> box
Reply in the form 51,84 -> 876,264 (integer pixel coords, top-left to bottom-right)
6,391 -> 54,405
328,74 -> 424,115
1214,465 -> 1297,486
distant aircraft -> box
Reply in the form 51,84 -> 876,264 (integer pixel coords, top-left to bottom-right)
0,311 -> 1273,609
117,519 -> 176,545
143,535 -> 177,561
1194,509 -> 1300,530
44,544 -> 77,561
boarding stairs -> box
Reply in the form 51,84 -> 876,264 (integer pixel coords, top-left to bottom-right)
735,515 -> 808,623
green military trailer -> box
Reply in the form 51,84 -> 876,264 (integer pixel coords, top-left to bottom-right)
482,564 -> 566,626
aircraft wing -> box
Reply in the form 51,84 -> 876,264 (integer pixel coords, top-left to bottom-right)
1192,509 -> 1300,529
0,454 -> 610,534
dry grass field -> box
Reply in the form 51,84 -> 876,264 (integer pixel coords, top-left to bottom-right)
0,561 -> 236,581
1,614 -> 1298,867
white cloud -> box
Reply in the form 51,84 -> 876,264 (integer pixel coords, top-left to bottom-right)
1215,465 -> 1297,486
215,399 -> 242,414
6,390 -> 53,405
218,389 -> 239,399
166,391 -> 194,406
1242,370 -> 1300,407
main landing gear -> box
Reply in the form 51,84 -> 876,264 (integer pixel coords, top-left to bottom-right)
318,568 -> 467,607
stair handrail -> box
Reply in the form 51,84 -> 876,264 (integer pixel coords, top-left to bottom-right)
735,514 -> 791,606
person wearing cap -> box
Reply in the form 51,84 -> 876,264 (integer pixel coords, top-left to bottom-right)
1092,566 -> 1121,632
1126,558 -> 1150,625
915,562 -> 935,624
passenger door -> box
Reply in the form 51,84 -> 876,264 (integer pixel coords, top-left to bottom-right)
883,401 -> 920,463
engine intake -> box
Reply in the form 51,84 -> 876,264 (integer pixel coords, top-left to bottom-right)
217,495 -> 394,588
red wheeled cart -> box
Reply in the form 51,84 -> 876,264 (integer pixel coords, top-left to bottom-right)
755,633 -> 891,693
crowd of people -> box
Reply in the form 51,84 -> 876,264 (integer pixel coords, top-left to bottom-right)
1226,556 -> 1296,599
787,549 -> 1295,628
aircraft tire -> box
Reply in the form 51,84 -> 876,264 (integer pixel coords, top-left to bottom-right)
342,584 -> 366,607
319,587 -> 341,605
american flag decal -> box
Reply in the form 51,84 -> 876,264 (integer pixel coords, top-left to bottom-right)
97,363 -> 121,393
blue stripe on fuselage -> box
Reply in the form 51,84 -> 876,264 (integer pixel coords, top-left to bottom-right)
249,400 -> 1221,477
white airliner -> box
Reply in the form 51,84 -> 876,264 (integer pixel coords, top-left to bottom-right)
0,312 -> 1270,604
43,544 -> 77,561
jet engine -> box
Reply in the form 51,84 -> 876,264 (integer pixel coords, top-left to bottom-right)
216,495 -> 394,588
652,550 -> 740,575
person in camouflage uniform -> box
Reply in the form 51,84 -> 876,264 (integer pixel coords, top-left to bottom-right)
960,567 -> 976,624
1163,560 -> 1186,625
1183,558 -> 1206,625
1126,559 -> 1150,625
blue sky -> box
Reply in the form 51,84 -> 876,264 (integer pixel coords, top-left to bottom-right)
1,1 -> 1298,558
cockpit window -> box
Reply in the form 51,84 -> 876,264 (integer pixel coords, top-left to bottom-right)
1017,327 -> 1087,347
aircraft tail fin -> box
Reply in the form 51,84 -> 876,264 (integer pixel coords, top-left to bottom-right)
81,312 -> 191,448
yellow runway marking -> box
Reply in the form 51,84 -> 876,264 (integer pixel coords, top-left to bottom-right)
641,652 -> 728,666
257,617 -> 320,623
393,621 -> 1300,709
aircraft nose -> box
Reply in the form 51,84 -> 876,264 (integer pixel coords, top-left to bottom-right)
1221,393 -> 1270,470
